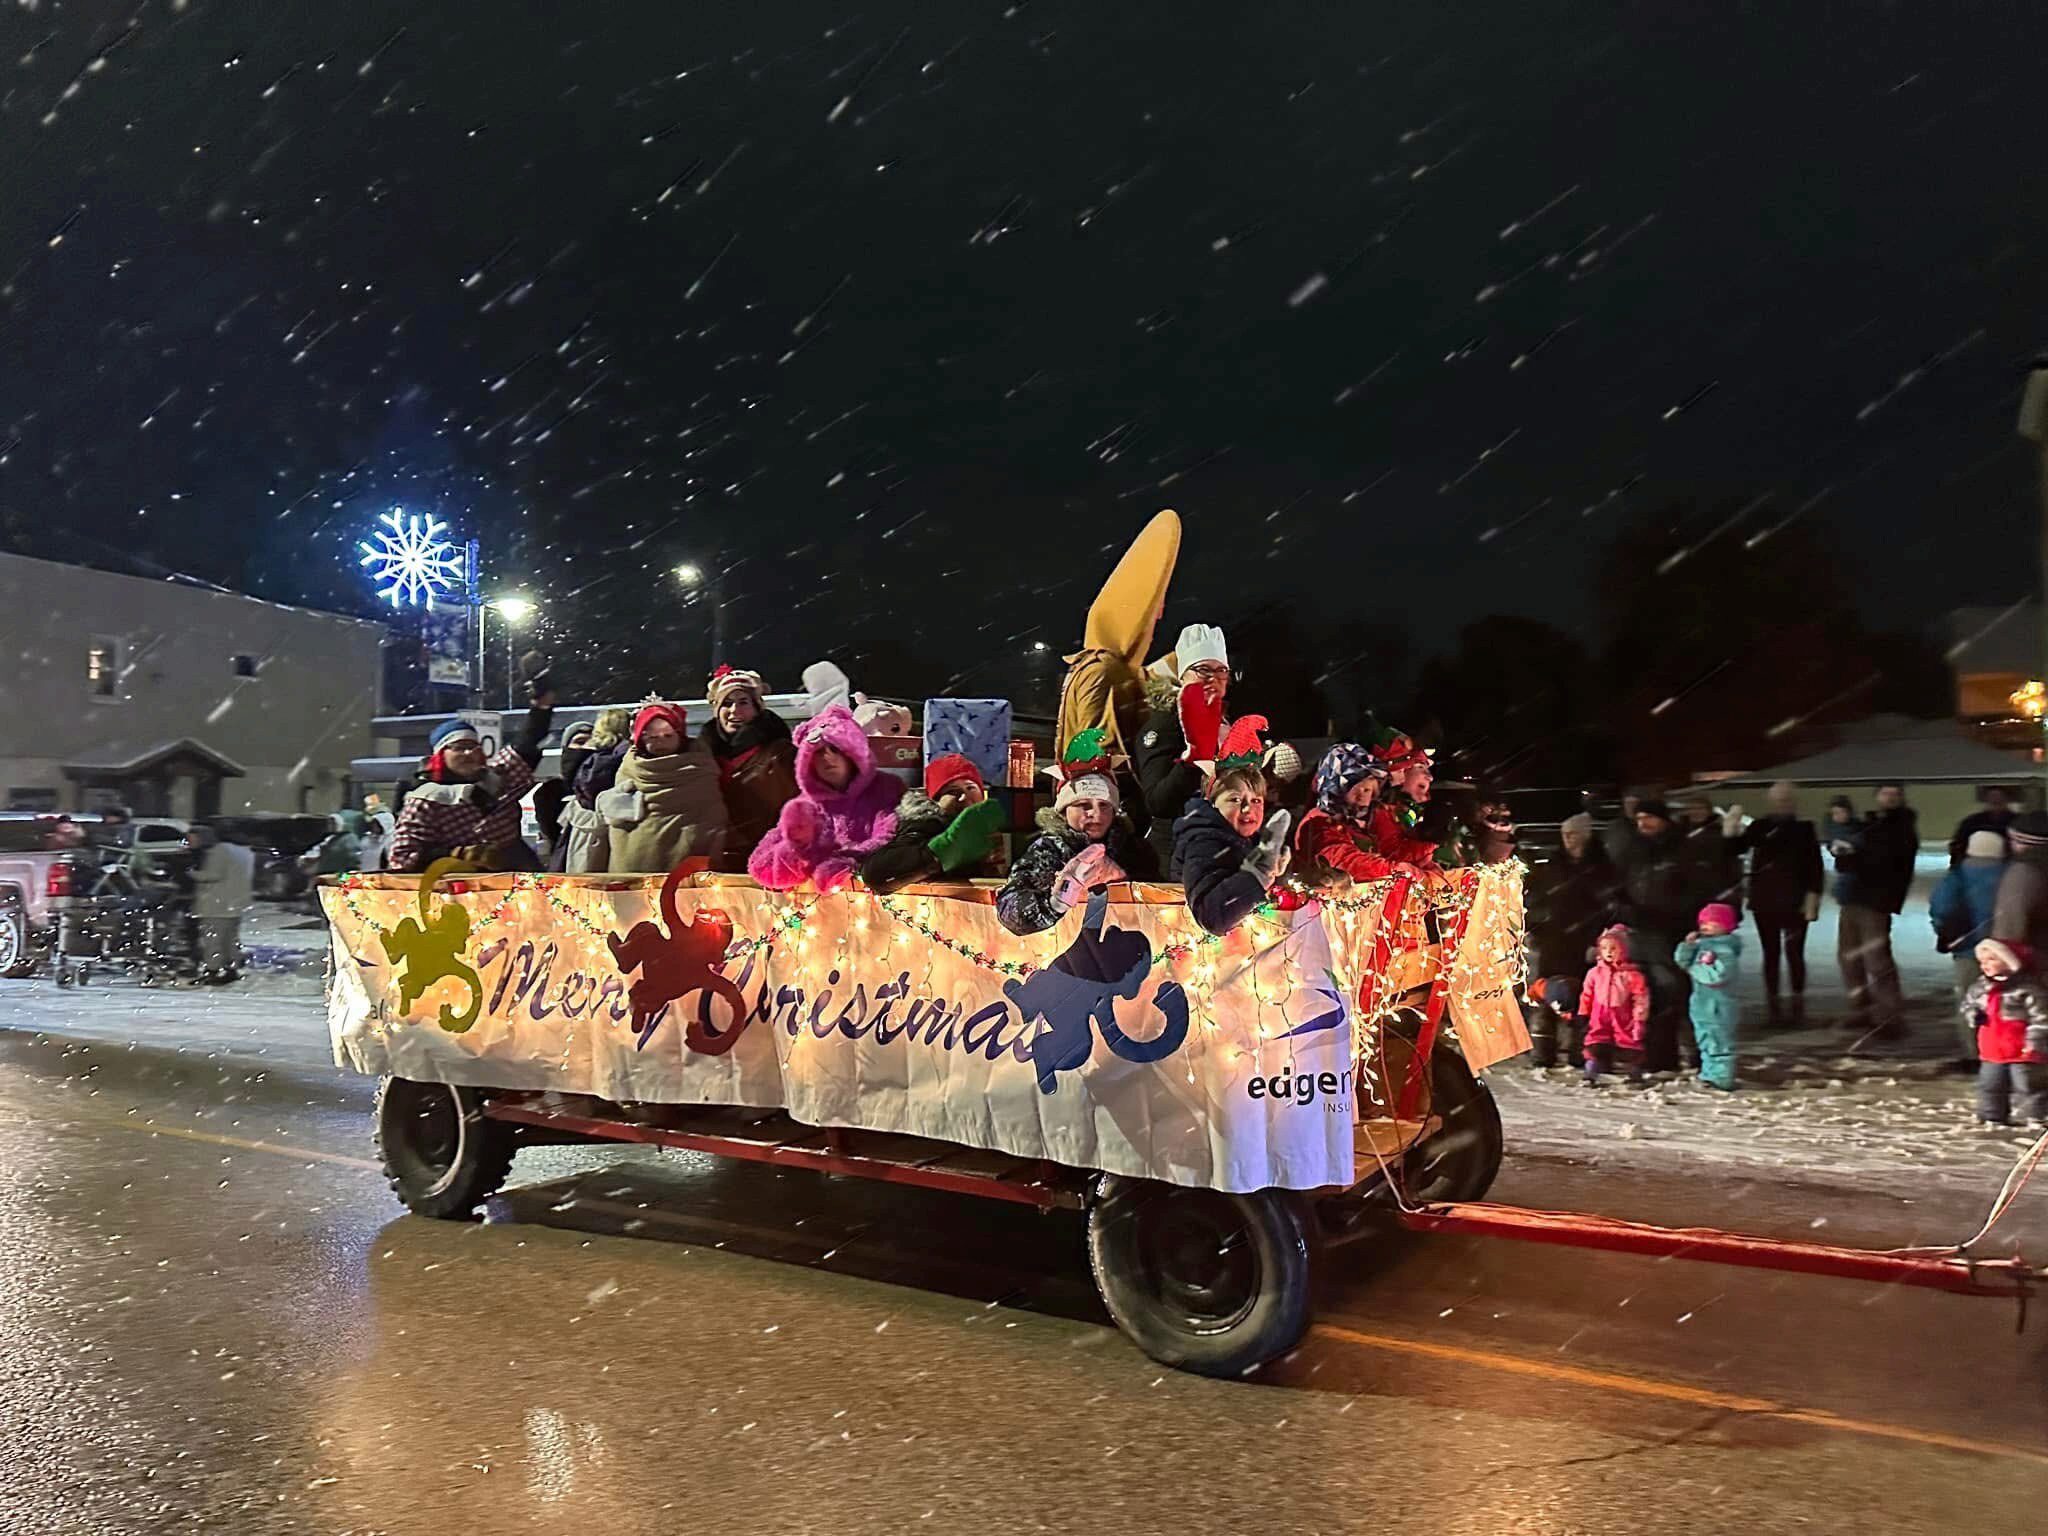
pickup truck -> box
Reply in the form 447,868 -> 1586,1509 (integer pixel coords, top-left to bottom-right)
0,814 -> 191,976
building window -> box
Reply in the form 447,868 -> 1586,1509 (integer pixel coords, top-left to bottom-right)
232,653 -> 260,678
87,636 -> 125,700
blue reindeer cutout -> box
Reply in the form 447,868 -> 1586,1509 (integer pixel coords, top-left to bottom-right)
1002,888 -> 1190,1094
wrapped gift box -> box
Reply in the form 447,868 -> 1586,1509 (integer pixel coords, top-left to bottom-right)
1006,740 -> 1036,789
921,698 -> 1012,786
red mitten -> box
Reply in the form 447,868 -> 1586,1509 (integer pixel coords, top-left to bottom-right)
1177,681 -> 1225,765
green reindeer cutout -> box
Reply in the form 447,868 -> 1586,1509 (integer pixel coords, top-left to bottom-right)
380,859 -> 482,1033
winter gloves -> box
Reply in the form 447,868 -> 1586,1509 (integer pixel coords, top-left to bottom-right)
1054,843 -> 1128,910
1241,809 -> 1293,889
929,799 -> 1004,874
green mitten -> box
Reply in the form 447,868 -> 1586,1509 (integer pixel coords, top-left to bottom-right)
929,798 -> 1005,873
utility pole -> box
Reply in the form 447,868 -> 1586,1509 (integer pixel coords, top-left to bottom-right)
2020,358 -> 2048,796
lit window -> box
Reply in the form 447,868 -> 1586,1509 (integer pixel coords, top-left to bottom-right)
87,636 -> 125,699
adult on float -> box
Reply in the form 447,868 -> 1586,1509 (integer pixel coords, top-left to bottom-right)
558,707 -> 632,874
1056,509 -> 1181,802
699,665 -> 800,870
860,754 -> 1007,893
1134,622 -> 1234,868
747,704 -> 904,893
597,701 -> 729,873
386,684 -> 556,873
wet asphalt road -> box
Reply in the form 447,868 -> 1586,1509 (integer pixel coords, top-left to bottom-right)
2,986 -> 2045,1535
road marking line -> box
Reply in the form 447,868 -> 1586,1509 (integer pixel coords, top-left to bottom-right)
1310,1322 -> 2047,1464
98,1116 -> 381,1172
69,1112 -> 2047,1460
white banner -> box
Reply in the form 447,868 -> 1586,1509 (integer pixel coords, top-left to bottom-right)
323,865 -> 1526,1193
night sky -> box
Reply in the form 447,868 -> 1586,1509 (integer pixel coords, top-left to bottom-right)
5,1 -> 2045,713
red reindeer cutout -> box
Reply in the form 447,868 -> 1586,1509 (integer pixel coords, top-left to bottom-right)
607,860 -> 749,1054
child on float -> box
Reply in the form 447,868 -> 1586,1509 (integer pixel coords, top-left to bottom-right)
1675,902 -> 1743,1090
1293,743 -> 1434,888
861,753 -> 1007,893
1366,727 -> 1444,870
1577,924 -> 1651,1086
1167,720 -> 1294,936
998,730 -> 1158,936
597,702 -> 730,873
748,704 -> 904,892
1960,940 -> 2048,1126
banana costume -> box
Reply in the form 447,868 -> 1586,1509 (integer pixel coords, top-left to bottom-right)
1055,509 -> 1181,768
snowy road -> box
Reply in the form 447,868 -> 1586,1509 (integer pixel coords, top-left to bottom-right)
4,952 -> 2046,1533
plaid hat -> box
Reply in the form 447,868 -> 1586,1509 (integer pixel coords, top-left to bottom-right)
429,719 -> 480,751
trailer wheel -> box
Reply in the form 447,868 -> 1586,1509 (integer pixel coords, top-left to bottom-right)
1087,1176 -> 1314,1378
1403,1043 -> 1504,1205
374,1077 -> 516,1220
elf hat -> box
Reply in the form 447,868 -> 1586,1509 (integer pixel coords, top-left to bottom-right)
1368,725 -> 1433,773
429,719 -> 481,751
924,753 -> 984,802
632,702 -> 688,748
1173,623 -> 1228,677
1047,727 -> 1121,812
1216,716 -> 1270,772
708,665 -> 765,709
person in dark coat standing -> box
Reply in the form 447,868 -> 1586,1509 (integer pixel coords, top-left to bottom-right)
1133,623 -> 1234,868
1676,788 -> 1742,917
1523,812 -> 1616,1067
1728,781 -> 1824,1029
1608,800 -> 1693,1071
1828,784 -> 1918,1039
1948,785 -> 2018,868
1992,811 -> 2048,956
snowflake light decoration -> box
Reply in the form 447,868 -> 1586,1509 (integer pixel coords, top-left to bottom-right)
358,510 -> 466,609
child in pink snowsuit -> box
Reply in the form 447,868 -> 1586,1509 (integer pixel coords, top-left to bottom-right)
747,704 -> 903,892
1577,924 -> 1651,1085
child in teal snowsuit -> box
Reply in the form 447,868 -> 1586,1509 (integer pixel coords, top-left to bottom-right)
1675,901 -> 1743,1089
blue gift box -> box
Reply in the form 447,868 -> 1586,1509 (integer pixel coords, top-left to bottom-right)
921,697 -> 1013,785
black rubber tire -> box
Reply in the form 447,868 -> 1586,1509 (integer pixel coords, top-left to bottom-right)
1404,1042 -> 1505,1205
0,903 -> 33,978
1087,1176 -> 1314,1378
374,1077 -> 517,1220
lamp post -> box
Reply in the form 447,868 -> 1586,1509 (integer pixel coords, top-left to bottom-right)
674,563 -> 723,679
489,595 -> 538,709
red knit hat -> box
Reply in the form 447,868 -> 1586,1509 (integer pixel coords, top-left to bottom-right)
632,702 -> 688,749
924,752 -> 984,802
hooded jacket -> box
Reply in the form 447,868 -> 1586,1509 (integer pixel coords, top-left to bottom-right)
1576,926 -> 1651,1050
747,704 -> 903,891
1930,856 -> 2005,955
599,743 -> 729,873
1169,794 -> 1269,936
1055,510 -> 1180,773
996,804 -> 1158,936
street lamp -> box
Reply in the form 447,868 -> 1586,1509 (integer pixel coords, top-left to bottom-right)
673,562 -> 723,677
489,595 -> 538,709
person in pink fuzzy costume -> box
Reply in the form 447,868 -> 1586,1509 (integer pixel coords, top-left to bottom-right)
747,704 -> 904,891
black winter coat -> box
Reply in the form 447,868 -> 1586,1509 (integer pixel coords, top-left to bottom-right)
1611,827 -> 1691,938
996,806 -> 1158,936
1680,820 -> 1742,916
1133,702 -> 1206,866
1168,795 -> 1268,936
1949,807 -> 2016,866
1838,806 -> 1919,914
1526,846 -> 1617,976
1732,815 -> 1822,919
